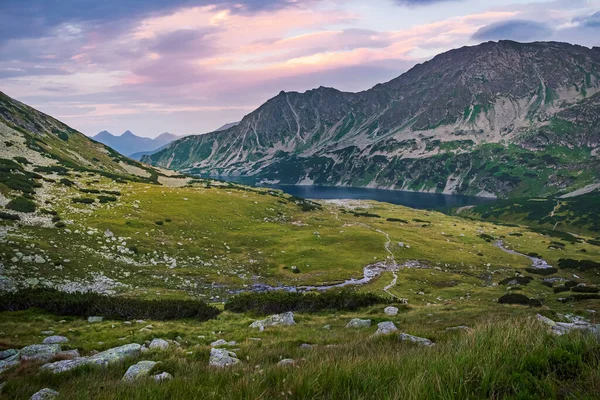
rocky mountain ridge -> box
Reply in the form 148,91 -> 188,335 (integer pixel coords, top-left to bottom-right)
144,41 -> 600,198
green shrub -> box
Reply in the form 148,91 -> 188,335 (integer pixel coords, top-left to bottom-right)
51,215 -> 61,223
79,188 -> 100,194
570,286 -> 599,293
387,218 -> 408,223
72,197 -> 95,204
98,195 -> 117,203
0,288 -> 221,321
0,211 -> 20,221
525,267 -> 558,276
499,276 -> 533,285
128,245 -> 139,254
479,233 -> 495,242
59,178 -> 75,186
155,220 -> 164,225
225,291 -> 394,315
55,222 -> 66,228
413,219 -> 431,223
497,293 -> 542,306
6,196 -> 36,213
558,259 -> 600,271
353,212 -> 381,218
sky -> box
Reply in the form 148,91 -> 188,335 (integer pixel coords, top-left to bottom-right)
1,0 -> 599,138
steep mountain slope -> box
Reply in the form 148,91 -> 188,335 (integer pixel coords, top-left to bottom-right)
93,130 -> 181,157
0,91 -> 180,210
145,41 -> 600,198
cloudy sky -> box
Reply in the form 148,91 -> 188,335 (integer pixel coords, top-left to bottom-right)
1,0 -> 599,138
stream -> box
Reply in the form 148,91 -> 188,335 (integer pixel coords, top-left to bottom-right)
493,240 -> 555,270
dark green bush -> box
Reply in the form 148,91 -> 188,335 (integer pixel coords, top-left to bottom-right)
553,286 -> 570,294
479,233 -> 495,242
225,291 -> 393,315
59,178 -> 75,186
570,286 -> 599,293
558,259 -> 600,271
413,219 -> 431,223
499,276 -> 533,285
72,197 -> 95,204
386,218 -> 408,223
0,211 -> 20,221
0,288 -> 221,321
165,218 -> 172,222
79,188 -> 100,194
98,196 -> 117,203
6,196 -> 36,213
353,212 -> 381,218
525,267 -> 558,276
155,221 -> 164,225
101,190 -> 121,196
55,222 -> 66,228
51,216 -> 61,223
497,293 -> 542,306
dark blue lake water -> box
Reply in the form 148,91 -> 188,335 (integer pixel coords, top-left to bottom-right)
207,176 -> 495,210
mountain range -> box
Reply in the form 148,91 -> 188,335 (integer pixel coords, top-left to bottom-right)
93,130 -> 181,160
143,40 -> 600,199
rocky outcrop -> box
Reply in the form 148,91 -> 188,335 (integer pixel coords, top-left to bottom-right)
41,344 -> 141,374
122,360 -> 158,382
20,344 -> 61,362
398,333 -> 435,346
536,314 -> 600,337
346,319 -> 371,328
42,336 -> 69,345
30,388 -> 59,400
249,312 -> 295,329
148,339 -> 169,351
209,348 -> 240,368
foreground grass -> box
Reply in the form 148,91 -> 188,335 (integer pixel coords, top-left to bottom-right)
1,307 -> 599,399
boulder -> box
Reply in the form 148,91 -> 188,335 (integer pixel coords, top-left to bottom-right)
536,314 -> 600,336
148,338 -> 169,351
41,344 -> 142,374
41,358 -> 91,374
42,336 -> 69,345
30,388 -> 59,400
20,344 -> 61,362
209,348 -> 240,368
277,359 -> 296,367
57,349 -> 80,358
0,349 -> 18,360
210,339 -> 236,347
374,321 -> 398,335
0,351 -> 20,374
153,372 -> 173,381
345,318 -> 371,328
249,312 -> 295,329
88,343 -> 142,366
384,306 -> 399,316
122,360 -> 159,382
398,333 -> 435,346
41,331 -> 54,336
87,316 -> 103,323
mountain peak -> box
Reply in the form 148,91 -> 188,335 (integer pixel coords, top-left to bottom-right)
121,130 -> 136,137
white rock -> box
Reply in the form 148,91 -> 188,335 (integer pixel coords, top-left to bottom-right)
209,348 -> 240,368
122,360 -> 158,382
374,321 -> 398,335
30,388 -> 59,400
384,306 -> 399,316
148,338 -> 169,351
345,318 -> 371,328
20,344 -> 61,362
249,312 -> 295,329
398,333 -> 435,346
153,372 -> 173,381
42,336 -> 69,344
278,358 -> 296,367
87,316 -> 103,323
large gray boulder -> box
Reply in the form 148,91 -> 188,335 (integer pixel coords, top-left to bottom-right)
42,336 -> 69,345
374,321 -> 398,335
41,358 -> 92,374
88,343 -> 142,366
41,343 -> 141,374
148,338 -> 169,351
0,351 -> 20,374
30,388 -> 59,400
277,359 -> 296,367
345,318 -> 371,328
209,348 -> 240,368
20,344 -> 61,362
0,349 -> 18,360
122,360 -> 158,382
249,312 -> 295,329
399,333 -> 435,346
536,314 -> 600,337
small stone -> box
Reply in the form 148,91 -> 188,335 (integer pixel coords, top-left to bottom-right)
122,360 -> 159,382
278,358 -> 296,367
42,336 -> 69,344
87,316 -> 103,323
345,318 -> 371,328
209,348 -> 240,368
384,306 -> 399,316
41,331 -> 54,335
322,324 -> 331,330
58,349 -> 80,358
148,338 -> 169,351
153,372 -> 173,381
374,321 -> 398,335
299,343 -> 313,349
398,333 -> 435,346
30,388 -> 59,400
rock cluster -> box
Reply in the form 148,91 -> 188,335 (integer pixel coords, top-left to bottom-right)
249,312 -> 295,329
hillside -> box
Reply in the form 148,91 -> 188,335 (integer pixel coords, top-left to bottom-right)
1,90 -> 600,400
93,131 -> 181,158
144,41 -> 600,198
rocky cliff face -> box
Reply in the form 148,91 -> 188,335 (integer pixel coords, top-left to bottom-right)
144,41 -> 600,198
